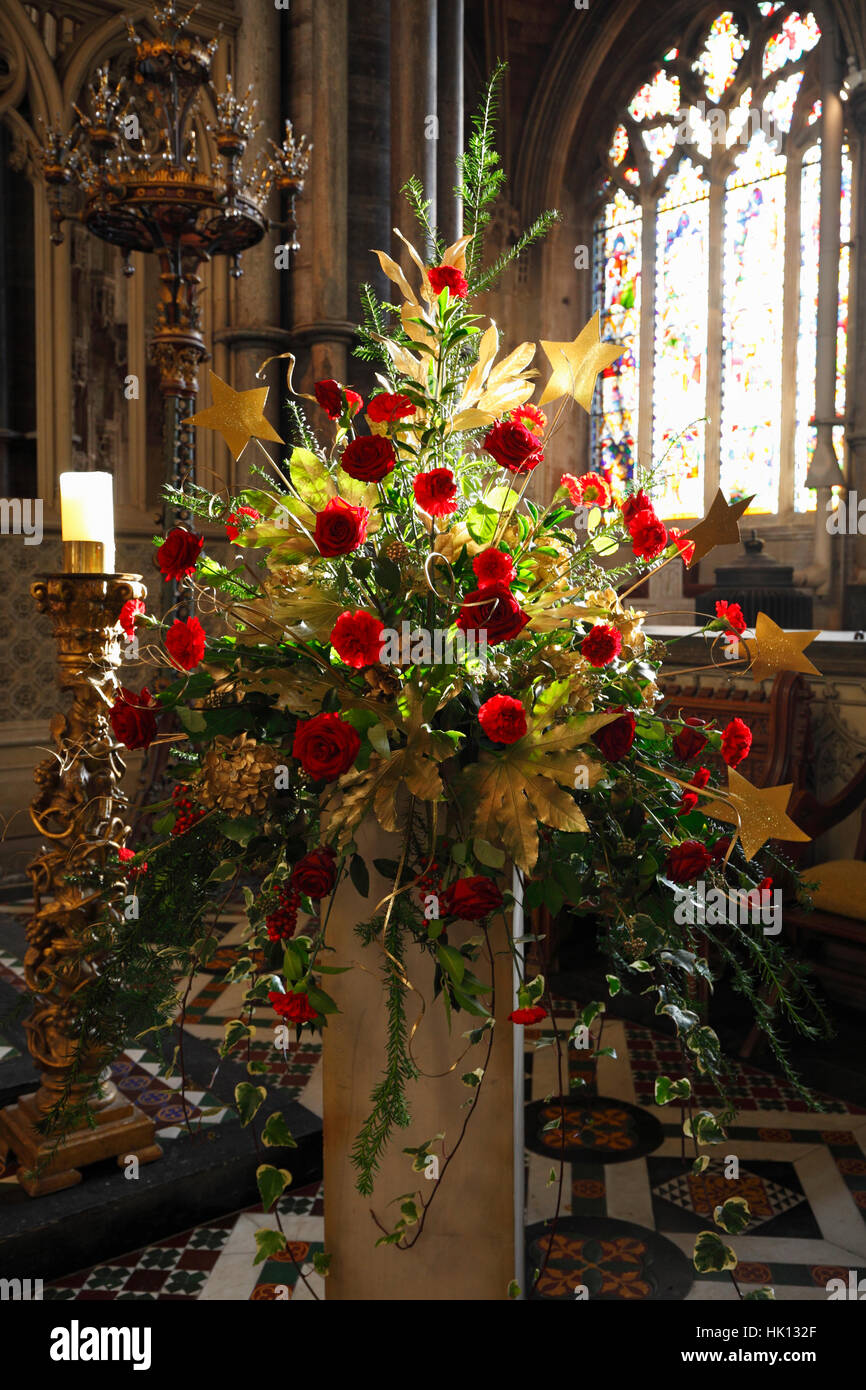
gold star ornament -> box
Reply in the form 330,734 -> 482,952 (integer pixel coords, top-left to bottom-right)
683,490 -> 754,569
538,311 -> 623,413
701,767 -> 810,861
185,371 -> 284,460
744,612 -> 822,682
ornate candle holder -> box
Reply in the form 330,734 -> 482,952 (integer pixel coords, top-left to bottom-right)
0,572 -> 162,1195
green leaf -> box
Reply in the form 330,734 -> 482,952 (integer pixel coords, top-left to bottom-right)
713,1196 -> 751,1235
177,707 -> 207,733
373,857 -> 400,879
654,1075 -> 692,1106
606,974 -> 622,997
464,500 -> 499,545
282,941 -> 306,982
256,1163 -> 293,1211
262,1111 -> 298,1148
234,1082 -> 266,1127
208,859 -> 239,883
220,817 -> 259,847
305,984 -> 339,1015
350,853 -> 370,898
589,532 -> 619,557
368,724 -> 392,759
437,943 -> 465,985
684,1110 -> 727,1146
693,1230 -> 737,1274
507,1279 -> 521,1299
221,1018 -> 251,1054
312,1250 -> 332,1277
290,446 -> 335,509
743,1286 -> 776,1300
473,838 -> 506,869
253,1228 -> 287,1265
692,1155 -> 710,1175
461,1068 -> 484,1087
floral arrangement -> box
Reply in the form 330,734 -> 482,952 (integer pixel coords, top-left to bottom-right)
68,74 -> 827,1292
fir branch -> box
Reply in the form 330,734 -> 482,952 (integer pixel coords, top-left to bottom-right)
469,208 -> 561,296
284,399 -> 322,455
401,175 -> 443,259
458,60 -> 508,279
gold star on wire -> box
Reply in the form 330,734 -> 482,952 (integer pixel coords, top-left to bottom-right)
538,311 -> 623,413
185,371 -> 283,460
682,490 -> 754,569
744,612 -> 822,682
701,767 -> 810,861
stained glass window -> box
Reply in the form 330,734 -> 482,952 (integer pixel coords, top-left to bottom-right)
592,5 -> 849,522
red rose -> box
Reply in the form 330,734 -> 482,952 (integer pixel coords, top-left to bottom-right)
483,420 -> 544,474
291,846 -> 337,900
592,709 -> 635,762
668,526 -> 696,566
157,527 -> 203,581
314,496 -> 370,556
340,434 -> 396,484
715,600 -> 747,635
413,467 -> 457,517
509,404 -> 547,438
367,393 -> 416,423
581,623 -> 622,668
721,716 -> 752,767
439,876 -> 504,920
226,505 -> 261,542
118,845 -> 148,879
314,379 -> 363,421
509,1005 -> 548,1025
292,710 -> 361,781
711,836 -> 731,862
472,547 -> 516,588
165,615 -> 206,671
672,718 -> 707,761
478,694 -> 527,744
118,598 -> 146,641
666,839 -> 712,883
109,686 -> 158,751
330,609 -> 384,668
621,489 -> 652,525
679,765 -> 711,816
562,471 -> 613,509
427,264 -> 468,298
268,989 -> 320,1025
456,584 -> 529,645
629,507 -> 668,560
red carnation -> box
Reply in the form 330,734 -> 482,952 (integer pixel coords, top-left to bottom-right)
109,686 -> 158,751
226,504 -> 261,542
330,609 -> 384,668
509,404 -> 547,438
367,393 -> 416,423
679,765 -> 711,816
292,710 -> 361,782
456,584 -> 529,646
314,379 -> 363,421
118,845 -> 148,879
314,496 -> 370,556
711,836 -> 731,862
439,876 -> 504,920
483,420 -> 544,474
118,598 -> 146,641
581,623 -> 622,668
291,846 -> 337,900
472,547 -> 516,588
629,507 -> 668,560
509,1005 -> 548,1025
669,526 -> 696,566
721,716 -> 752,768
562,471 -> 613,509
621,489 -> 652,525
268,989 -> 320,1025
673,718 -> 707,761
592,709 -> 635,762
666,839 -> 712,883
340,434 -> 396,484
413,467 -> 457,517
165,615 -> 206,671
157,527 -> 203,581
427,264 -> 468,298
478,694 -> 527,745
715,600 -> 747,635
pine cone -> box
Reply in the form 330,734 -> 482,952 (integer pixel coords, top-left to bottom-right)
384,540 -> 410,564
363,664 -> 401,701
197,733 -> 280,818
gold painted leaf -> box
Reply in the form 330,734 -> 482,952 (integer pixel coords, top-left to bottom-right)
373,249 -> 418,306
485,341 -> 536,392
463,324 -> 500,403
441,234 -> 473,272
450,408 -> 497,432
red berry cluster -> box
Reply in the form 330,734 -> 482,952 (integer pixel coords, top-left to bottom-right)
266,886 -> 301,942
171,784 -> 204,836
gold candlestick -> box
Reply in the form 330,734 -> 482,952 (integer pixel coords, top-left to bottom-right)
0,572 -> 162,1195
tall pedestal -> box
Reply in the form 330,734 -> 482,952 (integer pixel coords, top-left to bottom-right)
323,826 -> 516,1300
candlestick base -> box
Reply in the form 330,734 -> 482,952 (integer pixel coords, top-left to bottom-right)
0,1090 -> 162,1196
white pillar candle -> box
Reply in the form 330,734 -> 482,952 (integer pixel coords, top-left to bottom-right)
59,471 -> 115,572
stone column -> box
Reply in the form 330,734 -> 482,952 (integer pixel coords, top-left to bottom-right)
437,0 -> 464,245
347,0 -> 391,395
844,78 -> 866,620
391,0 -> 438,263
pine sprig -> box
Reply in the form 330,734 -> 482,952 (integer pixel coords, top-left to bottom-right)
470,209 -> 561,296
401,174 -> 443,260
458,60 -> 508,280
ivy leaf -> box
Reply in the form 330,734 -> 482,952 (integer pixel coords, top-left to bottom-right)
693,1230 -> 737,1274
350,853 -> 370,898
234,1082 -> 266,1127
654,1075 -> 692,1106
312,1250 -> 332,1277
208,859 -> 240,883
713,1196 -> 751,1235
262,1111 -> 298,1148
437,943 -> 465,985
253,1228 -> 287,1265
221,1018 -> 252,1055
606,974 -> 622,997
743,1286 -> 776,1300
507,1279 -> 521,1299
220,817 -> 260,847
692,1154 -> 710,1174
256,1163 -> 293,1211
683,1110 -> 727,1145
